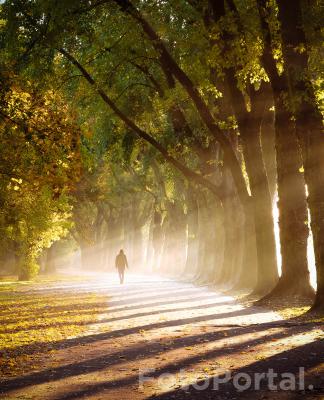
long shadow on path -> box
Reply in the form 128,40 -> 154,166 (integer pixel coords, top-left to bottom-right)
1,304 -> 270,360
50,336 -> 324,399
146,340 -> 324,400
0,319 -> 318,394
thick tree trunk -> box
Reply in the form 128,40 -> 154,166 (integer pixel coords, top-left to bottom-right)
276,0 -> 324,308
226,77 -> 278,294
216,196 -> 238,288
257,0 -> 313,299
159,202 -> 187,275
297,106 -> 324,307
262,84 -> 311,298
225,173 -> 257,291
306,138 -> 324,309
269,92 -> 311,298
194,192 -> 222,285
246,118 -> 278,294
213,169 -> 239,288
236,202 -> 258,290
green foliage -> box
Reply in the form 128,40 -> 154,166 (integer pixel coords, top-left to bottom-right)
0,77 -> 82,279
0,0 -> 322,285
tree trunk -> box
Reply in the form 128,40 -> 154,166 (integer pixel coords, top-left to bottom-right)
152,210 -> 164,270
183,190 -> 199,277
225,76 -> 278,294
257,0 -> 312,299
276,0 -> 324,308
80,242 -> 94,270
195,193 -> 209,283
44,244 -> 56,274
213,169 -> 235,287
216,196 -> 238,288
203,0 -> 277,294
220,168 -> 255,291
270,91 -> 311,298
145,212 -> 155,271
260,95 -> 277,201
132,224 -> 144,270
194,192 -> 221,284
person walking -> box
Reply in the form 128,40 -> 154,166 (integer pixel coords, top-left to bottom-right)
115,249 -> 128,284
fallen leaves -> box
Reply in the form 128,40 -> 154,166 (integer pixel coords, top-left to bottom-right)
0,277 -> 108,377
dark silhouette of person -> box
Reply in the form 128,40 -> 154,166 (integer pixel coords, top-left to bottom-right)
115,249 -> 128,284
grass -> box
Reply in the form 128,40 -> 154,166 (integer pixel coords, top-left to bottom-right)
236,291 -> 324,322
0,275 -> 108,377
252,295 -> 324,322
0,273 -> 97,286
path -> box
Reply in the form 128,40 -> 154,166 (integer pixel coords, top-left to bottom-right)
1,274 -> 323,399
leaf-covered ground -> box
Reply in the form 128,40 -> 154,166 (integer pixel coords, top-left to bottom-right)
0,275 -> 108,378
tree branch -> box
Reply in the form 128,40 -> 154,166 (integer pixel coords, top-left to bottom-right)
111,0 -> 251,206
58,47 -> 224,200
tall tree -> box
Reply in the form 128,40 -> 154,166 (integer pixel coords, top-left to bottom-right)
257,0 -> 313,299
276,0 -> 324,309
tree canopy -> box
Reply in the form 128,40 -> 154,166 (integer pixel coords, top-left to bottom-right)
0,0 -> 323,310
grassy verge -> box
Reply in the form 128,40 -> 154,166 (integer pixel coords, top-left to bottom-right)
0,275 -> 108,378
236,291 -> 324,322
0,273 -> 98,287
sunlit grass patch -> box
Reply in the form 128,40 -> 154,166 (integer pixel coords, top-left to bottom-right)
0,273 -> 97,287
252,294 -> 314,320
0,277 -> 108,377
278,306 -> 311,319
260,301 -> 323,322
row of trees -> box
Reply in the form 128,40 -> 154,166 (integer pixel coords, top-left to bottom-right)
0,0 -> 323,310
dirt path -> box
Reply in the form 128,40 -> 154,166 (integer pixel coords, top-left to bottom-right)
1,274 -> 323,400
